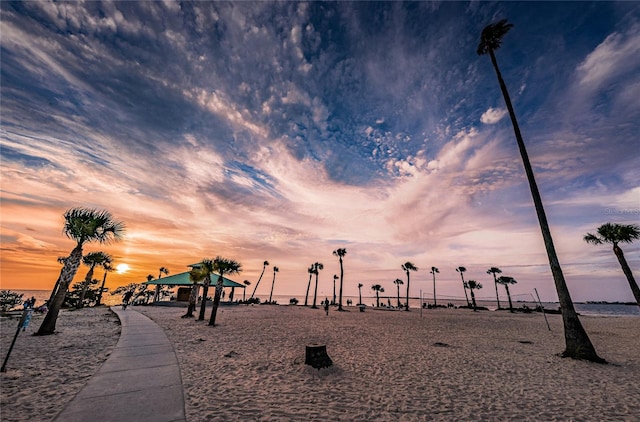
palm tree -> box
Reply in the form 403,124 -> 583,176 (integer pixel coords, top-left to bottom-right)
268,266 -> 279,303
154,266 -> 170,302
77,251 -> 113,309
584,223 -> 640,307
209,256 -> 242,326
197,259 -> 216,321
487,267 -> 503,309
467,280 -> 483,311
332,275 -> 338,305
478,19 -> 604,362
311,262 -> 323,309
242,280 -> 251,301
401,262 -> 417,311
393,279 -> 403,308
250,260 -> 269,300
371,284 -> 384,307
95,262 -> 114,306
496,276 -> 517,313
304,265 -> 314,306
37,208 -> 125,335
183,267 -> 206,318
430,267 -> 440,307
333,248 -> 347,311
46,256 -> 68,307
357,283 -> 363,305
456,267 -> 470,307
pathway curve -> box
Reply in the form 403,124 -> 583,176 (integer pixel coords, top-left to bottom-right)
53,307 -> 186,422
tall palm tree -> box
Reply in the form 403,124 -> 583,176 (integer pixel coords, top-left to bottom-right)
332,275 -> 338,305
430,267 -> 440,307
371,284 -> 384,307
496,276 -> 517,313
393,279 -> 403,308
154,266 -> 170,302
467,280 -> 483,312
584,223 -> 640,307
268,266 -> 279,303
209,256 -> 242,326
243,280 -> 251,301
37,208 -> 125,336
357,283 -> 363,305
311,262 -> 323,309
95,262 -> 114,306
456,267 -> 470,307
478,19 -> 604,362
401,262 -> 417,311
250,260 -> 269,300
486,267 -> 503,309
304,265 -> 314,306
77,251 -> 113,309
183,267 -> 206,318
198,259 -> 216,321
333,248 -> 347,311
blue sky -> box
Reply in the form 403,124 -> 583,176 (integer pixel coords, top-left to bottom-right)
1,1 -> 639,302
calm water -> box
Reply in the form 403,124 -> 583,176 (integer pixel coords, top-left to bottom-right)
6,290 -> 639,317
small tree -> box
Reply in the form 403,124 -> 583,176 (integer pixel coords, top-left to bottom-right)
371,284 -> 384,307
467,280 -> 483,311
0,290 -> 23,313
250,261 -> 269,300
242,280 -> 251,301
401,262 -> 418,311
304,265 -> 314,306
268,266 -> 279,303
333,248 -> 347,311
209,256 -> 242,326
430,267 -> 440,307
311,262 -> 323,309
496,276 -> 517,312
183,267 -> 205,318
486,267 -> 503,309
393,279 -> 403,308
357,283 -> 363,305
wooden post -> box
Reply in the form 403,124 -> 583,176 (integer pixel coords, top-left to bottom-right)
305,344 -> 332,369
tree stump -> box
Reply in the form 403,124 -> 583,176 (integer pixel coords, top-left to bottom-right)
305,344 -> 332,369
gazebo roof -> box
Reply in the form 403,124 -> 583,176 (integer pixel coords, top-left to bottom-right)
143,271 -> 245,288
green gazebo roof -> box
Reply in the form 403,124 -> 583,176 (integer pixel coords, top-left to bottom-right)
143,271 -> 245,288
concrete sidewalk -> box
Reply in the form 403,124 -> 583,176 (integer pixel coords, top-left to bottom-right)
53,307 -> 186,422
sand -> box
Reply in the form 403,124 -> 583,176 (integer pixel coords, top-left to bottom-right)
1,304 -> 638,421
138,305 -> 640,421
0,307 -> 120,422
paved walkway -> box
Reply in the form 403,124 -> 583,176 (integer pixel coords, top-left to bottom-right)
53,307 -> 186,422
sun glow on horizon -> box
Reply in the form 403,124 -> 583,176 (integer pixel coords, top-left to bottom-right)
116,263 -> 130,274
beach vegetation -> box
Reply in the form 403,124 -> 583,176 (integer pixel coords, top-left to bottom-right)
456,266 -> 470,307
401,262 -> 417,311
76,251 -> 112,309
486,267 -> 503,310
209,256 -> 242,326
268,266 -> 279,303
250,261 -> 269,300
242,280 -> 251,301
430,267 -> 440,307
371,284 -> 384,307
311,262 -> 323,309
466,280 -> 483,311
65,278 -> 101,308
37,208 -> 125,336
393,279 -> 403,308
584,223 -> 640,308
153,266 -> 170,302
289,298 -> 299,305
0,290 -> 23,313
333,248 -> 347,311
478,19 -> 604,362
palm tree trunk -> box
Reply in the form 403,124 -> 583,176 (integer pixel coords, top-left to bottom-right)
37,245 -> 83,335
469,288 -> 477,311
397,285 -> 401,308
304,274 -> 312,306
489,49 -> 604,363
405,273 -> 410,311
198,278 -> 211,321
505,285 -> 514,313
460,274 -> 470,307
493,274 -> 501,309
358,287 -> 362,306
209,273 -> 225,326
376,292 -> 380,307
432,274 -> 437,307
338,259 -> 344,311
269,273 -> 276,303
96,271 -> 108,306
183,283 -> 200,318
613,245 -> 640,307
250,266 -> 266,300
312,273 -> 319,308
77,264 -> 96,309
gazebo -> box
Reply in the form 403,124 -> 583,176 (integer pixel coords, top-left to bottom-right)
144,271 -> 245,303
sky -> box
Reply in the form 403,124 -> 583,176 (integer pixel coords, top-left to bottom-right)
1,1 -> 639,303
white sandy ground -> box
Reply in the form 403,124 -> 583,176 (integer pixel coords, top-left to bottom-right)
1,305 -> 639,421
0,307 -> 120,422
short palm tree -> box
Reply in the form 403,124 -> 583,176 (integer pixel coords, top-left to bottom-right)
250,260 -> 269,300
304,265 -> 314,306
393,279 -> 403,308
209,256 -> 242,326
430,267 -> 439,307
332,275 -> 338,305
486,267 -> 503,309
478,19 -> 603,362
585,223 -> 640,307
243,280 -> 251,301
77,251 -> 113,309
496,276 -> 517,313
268,266 -> 279,303
198,259 -> 216,321
38,208 -> 125,335
183,267 -> 206,318
357,283 -> 363,305
401,262 -> 417,310
333,248 -> 347,311
311,262 -> 323,309
95,262 -> 114,306
456,266 -> 470,307
371,284 -> 384,307
154,266 -> 170,302
467,280 -> 483,311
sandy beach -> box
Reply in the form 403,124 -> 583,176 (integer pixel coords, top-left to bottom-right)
2,304 -> 639,421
